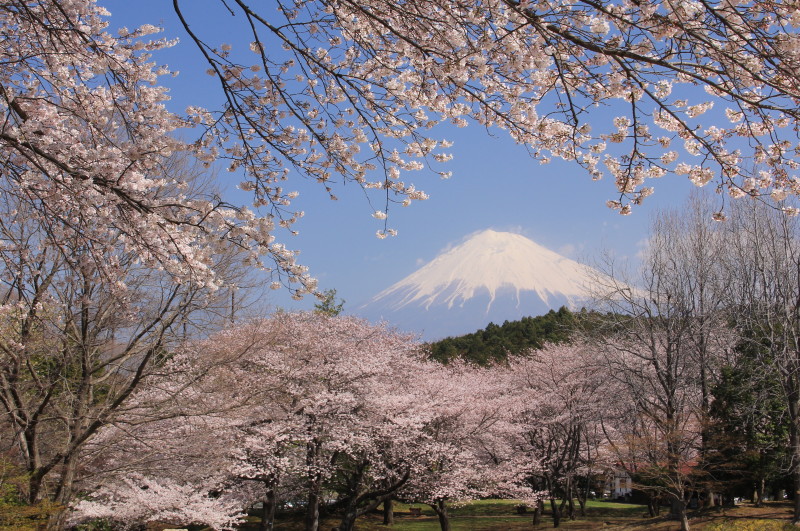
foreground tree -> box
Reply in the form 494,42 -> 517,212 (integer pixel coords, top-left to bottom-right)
71,312 -> 429,531
6,0 -> 800,303
0,171 -> 244,527
170,0 -> 800,216
1,1 -> 299,291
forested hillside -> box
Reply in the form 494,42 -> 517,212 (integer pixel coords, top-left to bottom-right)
428,306 -> 581,364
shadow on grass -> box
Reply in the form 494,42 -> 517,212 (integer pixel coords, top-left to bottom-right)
248,499 -> 654,530
242,499 -> 800,530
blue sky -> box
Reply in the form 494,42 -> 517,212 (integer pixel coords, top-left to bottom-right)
105,1 -> 700,314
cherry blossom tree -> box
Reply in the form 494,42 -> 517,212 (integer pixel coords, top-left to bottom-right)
504,343 -> 608,528
0,0 -> 318,296
399,361 -> 532,531
71,312 -> 430,531
68,324 -> 271,530
0,166 -> 246,528
7,0 -> 800,302
169,0 -> 800,220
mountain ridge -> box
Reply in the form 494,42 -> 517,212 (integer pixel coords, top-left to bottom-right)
359,229 -> 602,339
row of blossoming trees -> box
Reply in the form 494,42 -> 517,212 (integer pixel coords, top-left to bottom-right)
65,309 -> 634,531
0,192 -> 797,531
5,0 -> 800,529
65,191 -> 800,531
0,191 -> 796,531
68,311 -> 540,530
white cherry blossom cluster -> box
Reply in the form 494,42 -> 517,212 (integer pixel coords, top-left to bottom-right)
8,0 -> 800,296
1,0 -> 317,296
69,313 -> 542,528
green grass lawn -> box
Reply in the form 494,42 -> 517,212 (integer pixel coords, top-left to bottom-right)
255,498 -> 650,530
226,499 -> 800,531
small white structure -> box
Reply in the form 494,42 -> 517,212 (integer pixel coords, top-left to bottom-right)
605,469 -> 633,499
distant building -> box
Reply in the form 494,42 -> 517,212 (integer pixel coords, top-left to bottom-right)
605,469 -> 633,500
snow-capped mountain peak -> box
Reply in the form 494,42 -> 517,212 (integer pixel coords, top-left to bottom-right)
374,230 -> 595,311
360,230 -> 602,339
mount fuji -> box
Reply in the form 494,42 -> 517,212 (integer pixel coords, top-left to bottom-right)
358,230 -> 603,340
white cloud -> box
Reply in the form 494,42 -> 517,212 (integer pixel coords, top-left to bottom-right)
558,243 -> 577,257
635,237 -> 650,260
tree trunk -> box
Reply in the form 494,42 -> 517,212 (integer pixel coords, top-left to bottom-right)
576,476 -> 588,517
45,508 -> 68,531
788,394 -> 800,524
567,494 -> 575,520
431,499 -> 451,531
336,458 -> 369,531
53,458 -> 77,507
755,477 -> 765,508
339,506 -> 358,531
794,466 -> 800,526
305,441 -> 321,531
305,490 -> 320,531
533,498 -> 544,526
647,494 -> 660,517
337,465 -> 409,531
260,488 -> 276,531
705,489 -> 716,509
790,377 -> 800,525
383,498 -> 394,526
680,505 -> 691,531
46,454 -> 80,530
671,496 -> 690,531
27,470 -> 44,506
550,497 -> 561,528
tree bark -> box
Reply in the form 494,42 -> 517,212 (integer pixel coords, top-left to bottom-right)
755,477 -> 765,508
647,494 -> 661,517
705,489 -> 716,509
789,391 -> 800,525
305,490 -> 320,531
567,493 -> 575,520
533,498 -> 544,526
260,488 -> 276,531
383,498 -> 394,526
794,465 -> 800,526
431,499 -> 451,531
576,475 -> 588,517
45,507 -> 68,531
550,497 -> 561,528
47,453 -> 80,531
339,505 -> 358,531
336,466 -> 409,531
671,496 -> 690,531
305,441 -> 321,531
680,504 -> 691,531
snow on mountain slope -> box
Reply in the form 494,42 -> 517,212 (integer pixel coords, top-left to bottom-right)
358,230 -> 603,340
